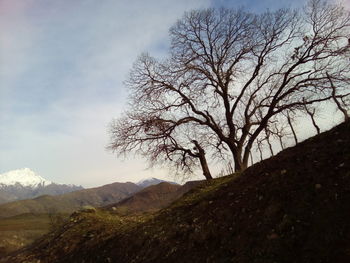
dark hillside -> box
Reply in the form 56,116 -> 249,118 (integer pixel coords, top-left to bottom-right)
3,121 -> 350,263
104,181 -> 202,215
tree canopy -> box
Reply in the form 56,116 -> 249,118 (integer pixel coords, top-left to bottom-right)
108,0 -> 350,180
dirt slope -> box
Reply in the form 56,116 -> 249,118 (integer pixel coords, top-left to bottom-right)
3,120 -> 350,263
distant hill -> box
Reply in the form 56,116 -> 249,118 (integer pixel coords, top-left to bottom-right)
0,168 -> 83,204
0,180 -> 198,256
105,181 -> 202,215
5,120 -> 349,263
0,182 -> 141,218
136,177 -> 178,188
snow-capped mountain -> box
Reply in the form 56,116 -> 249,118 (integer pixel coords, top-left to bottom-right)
136,177 -> 177,188
0,168 -> 83,204
0,168 -> 52,188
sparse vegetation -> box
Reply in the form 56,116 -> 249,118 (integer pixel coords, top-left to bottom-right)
2,120 -> 349,263
0,214 -> 52,256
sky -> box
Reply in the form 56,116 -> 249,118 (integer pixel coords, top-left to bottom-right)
0,0 -> 349,187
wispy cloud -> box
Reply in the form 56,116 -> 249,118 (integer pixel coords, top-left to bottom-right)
0,0 -> 344,187
0,0 -> 210,187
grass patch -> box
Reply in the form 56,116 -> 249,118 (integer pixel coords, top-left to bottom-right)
171,173 -> 239,208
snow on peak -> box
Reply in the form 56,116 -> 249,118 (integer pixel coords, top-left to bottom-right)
136,177 -> 176,188
0,168 -> 52,188
137,177 -> 163,185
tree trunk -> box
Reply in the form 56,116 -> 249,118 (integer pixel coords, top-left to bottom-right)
249,152 -> 254,166
304,105 -> 320,135
192,140 -> 213,180
265,134 -> 274,157
198,154 -> 213,180
287,113 -> 298,145
279,136 -> 284,150
257,142 -> 263,161
229,146 -> 246,172
327,73 -> 349,122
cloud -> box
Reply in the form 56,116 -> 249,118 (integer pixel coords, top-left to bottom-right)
0,0 -> 346,187
0,0 -> 210,187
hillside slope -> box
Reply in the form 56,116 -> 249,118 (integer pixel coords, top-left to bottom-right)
0,182 -> 141,218
104,181 -> 202,215
0,181 -> 200,257
3,121 -> 350,263
136,177 -> 178,188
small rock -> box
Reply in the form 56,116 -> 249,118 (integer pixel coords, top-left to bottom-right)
267,233 -> 279,240
280,169 -> 287,175
315,184 -> 322,189
80,205 -> 96,213
258,195 -> 263,201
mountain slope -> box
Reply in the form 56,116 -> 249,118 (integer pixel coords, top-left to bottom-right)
0,168 -> 51,187
0,184 -> 84,205
3,120 -> 350,263
105,181 -> 202,215
0,181 -> 197,256
0,182 -> 141,219
136,177 -> 177,188
0,168 -> 82,204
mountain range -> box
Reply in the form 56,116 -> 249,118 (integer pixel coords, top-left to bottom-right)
0,181 -> 142,219
0,172 -> 188,255
0,168 -> 83,204
0,169 -> 179,206
0,171 -> 182,219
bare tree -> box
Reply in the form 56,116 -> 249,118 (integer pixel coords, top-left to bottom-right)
327,73 -> 350,121
256,137 -> 264,161
108,113 -> 214,180
264,128 -> 274,156
286,111 -> 299,145
303,101 -> 321,134
109,0 -> 350,176
270,122 -> 289,150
